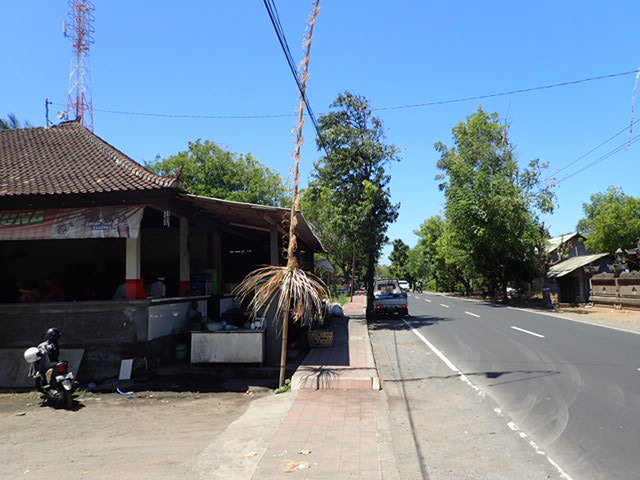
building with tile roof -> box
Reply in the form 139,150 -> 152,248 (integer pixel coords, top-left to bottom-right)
0,122 -> 323,381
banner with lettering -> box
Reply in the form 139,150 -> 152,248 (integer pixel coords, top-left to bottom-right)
0,205 -> 145,240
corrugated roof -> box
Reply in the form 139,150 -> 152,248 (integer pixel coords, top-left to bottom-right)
545,232 -> 582,253
179,193 -> 325,253
0,122 -> 179,196
547,253 -> 609,278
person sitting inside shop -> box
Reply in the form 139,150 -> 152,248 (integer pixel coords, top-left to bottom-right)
40,279 -> 65,302
149,275 -> 166,298
186,300 -> 209,331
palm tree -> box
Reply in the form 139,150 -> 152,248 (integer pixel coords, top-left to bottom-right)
234,0 -> 327,388
0,113 -> 32,130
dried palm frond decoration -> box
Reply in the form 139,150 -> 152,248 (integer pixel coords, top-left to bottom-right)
234,0 -> 327,388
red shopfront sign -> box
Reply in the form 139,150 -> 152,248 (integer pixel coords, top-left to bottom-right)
0,205 -> 144,241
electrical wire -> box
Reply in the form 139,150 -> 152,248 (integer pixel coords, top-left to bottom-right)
375,70 -> 636,111
48,70 -> 637,121
262,0 -> 329,154
542,117 -> 640,182
555,133 -> 640,185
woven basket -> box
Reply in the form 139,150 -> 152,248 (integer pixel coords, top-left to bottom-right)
307,329 -> 334,348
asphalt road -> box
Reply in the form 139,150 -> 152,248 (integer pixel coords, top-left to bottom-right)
375,291 -> 640,480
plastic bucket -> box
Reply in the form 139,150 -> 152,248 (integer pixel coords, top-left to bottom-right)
175,343 -> 187,361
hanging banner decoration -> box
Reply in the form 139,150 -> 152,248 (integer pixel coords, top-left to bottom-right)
0,205 -> 144,240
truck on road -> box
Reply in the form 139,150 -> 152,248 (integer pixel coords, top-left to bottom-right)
373,279 -> 408,317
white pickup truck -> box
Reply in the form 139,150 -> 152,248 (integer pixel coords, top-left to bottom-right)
373,279 -> 408,317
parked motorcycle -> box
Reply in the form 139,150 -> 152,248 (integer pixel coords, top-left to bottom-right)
23,328 -> 77,409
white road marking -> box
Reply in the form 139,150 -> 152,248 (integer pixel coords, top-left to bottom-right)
465,311 -> 480,318
440,303 -> 450,308
401,318 -> 572,479
510,326 -> 545,338
507,306 -> 640,336
424,299 -> 431,303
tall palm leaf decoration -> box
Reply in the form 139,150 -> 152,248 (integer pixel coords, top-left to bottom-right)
234,0 -> 327,388
0,113 -> 32,130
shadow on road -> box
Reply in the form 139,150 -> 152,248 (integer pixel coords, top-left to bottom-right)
369,315 -> 452,331
384,369 -> 560,387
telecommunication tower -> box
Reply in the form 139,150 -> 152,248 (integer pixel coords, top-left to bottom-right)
64,0 -> 95,130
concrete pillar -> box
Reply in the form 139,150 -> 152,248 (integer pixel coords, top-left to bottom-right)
178,217 -> 191,296
125,236 -> 146,299
212,230 -> 222,292
270,225 -> 279,266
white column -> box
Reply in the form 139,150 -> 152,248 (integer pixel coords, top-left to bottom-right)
125,236 -> 143,299
125,237 -> 141,279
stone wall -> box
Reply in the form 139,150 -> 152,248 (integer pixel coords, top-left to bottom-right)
590,272 -> 640,308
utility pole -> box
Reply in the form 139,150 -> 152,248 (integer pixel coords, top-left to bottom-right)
64,0 -> 95,130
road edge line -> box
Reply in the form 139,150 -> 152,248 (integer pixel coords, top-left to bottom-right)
401,318 -> 573,480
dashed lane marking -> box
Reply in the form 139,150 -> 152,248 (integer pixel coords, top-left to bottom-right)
465,311 -> 480,318
440,303 -> 450,308
424,299 -> 431,303
510,326 -> 545,338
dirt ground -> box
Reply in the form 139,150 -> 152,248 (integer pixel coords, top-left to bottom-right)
0,388 -> 271,480
553,304 -> 640,334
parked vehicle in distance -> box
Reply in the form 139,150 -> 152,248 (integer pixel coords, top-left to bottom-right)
374,279 -> 408,317
398,280 -> 410,292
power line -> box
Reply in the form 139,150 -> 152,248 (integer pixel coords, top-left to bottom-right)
375,70 -> 637,111
556,133 -> 640,185
262,0 -> 329,154
542,117 -> 640,182
48,69 -> 638,121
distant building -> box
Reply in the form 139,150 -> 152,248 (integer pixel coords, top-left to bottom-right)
544,233 -> 610,304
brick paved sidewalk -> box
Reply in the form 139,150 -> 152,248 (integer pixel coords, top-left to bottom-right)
252,294 -> 388,479
291,293 -> 378,390
252,390 -> 382,479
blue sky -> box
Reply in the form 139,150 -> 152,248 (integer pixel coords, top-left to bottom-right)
3,1 -> 639,262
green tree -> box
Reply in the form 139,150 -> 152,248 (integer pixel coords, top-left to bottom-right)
409,215 -> 474,293
375,263 -> 392,279
389,239 -> 411,282
435,107 -> 554,299
0,113 -> 32,130
577,186 -> 640,253
312,92 -> 400,319
301,185 -> 361,283
148,139 -> 290,207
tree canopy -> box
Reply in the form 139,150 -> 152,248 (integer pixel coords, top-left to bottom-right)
306,92 -> 399,318
577,186 -> 640,253
389,239 -> 411,282
434,106 -> 554,298
148,139 -> 290,207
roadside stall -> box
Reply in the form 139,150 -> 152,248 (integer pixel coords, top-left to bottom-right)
0,121 -> 324,384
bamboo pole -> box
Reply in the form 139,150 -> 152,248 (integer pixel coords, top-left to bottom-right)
278,0 -> 321,388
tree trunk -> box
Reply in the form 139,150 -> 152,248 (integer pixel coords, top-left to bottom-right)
365,236 -> 376,321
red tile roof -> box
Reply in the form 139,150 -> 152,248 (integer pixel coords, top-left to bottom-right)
0,121 -> 179,196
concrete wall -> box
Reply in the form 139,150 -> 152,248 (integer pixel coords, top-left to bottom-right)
0,296 -> 208,383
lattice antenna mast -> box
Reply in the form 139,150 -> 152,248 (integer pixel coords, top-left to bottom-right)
64,0 -> 95,130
